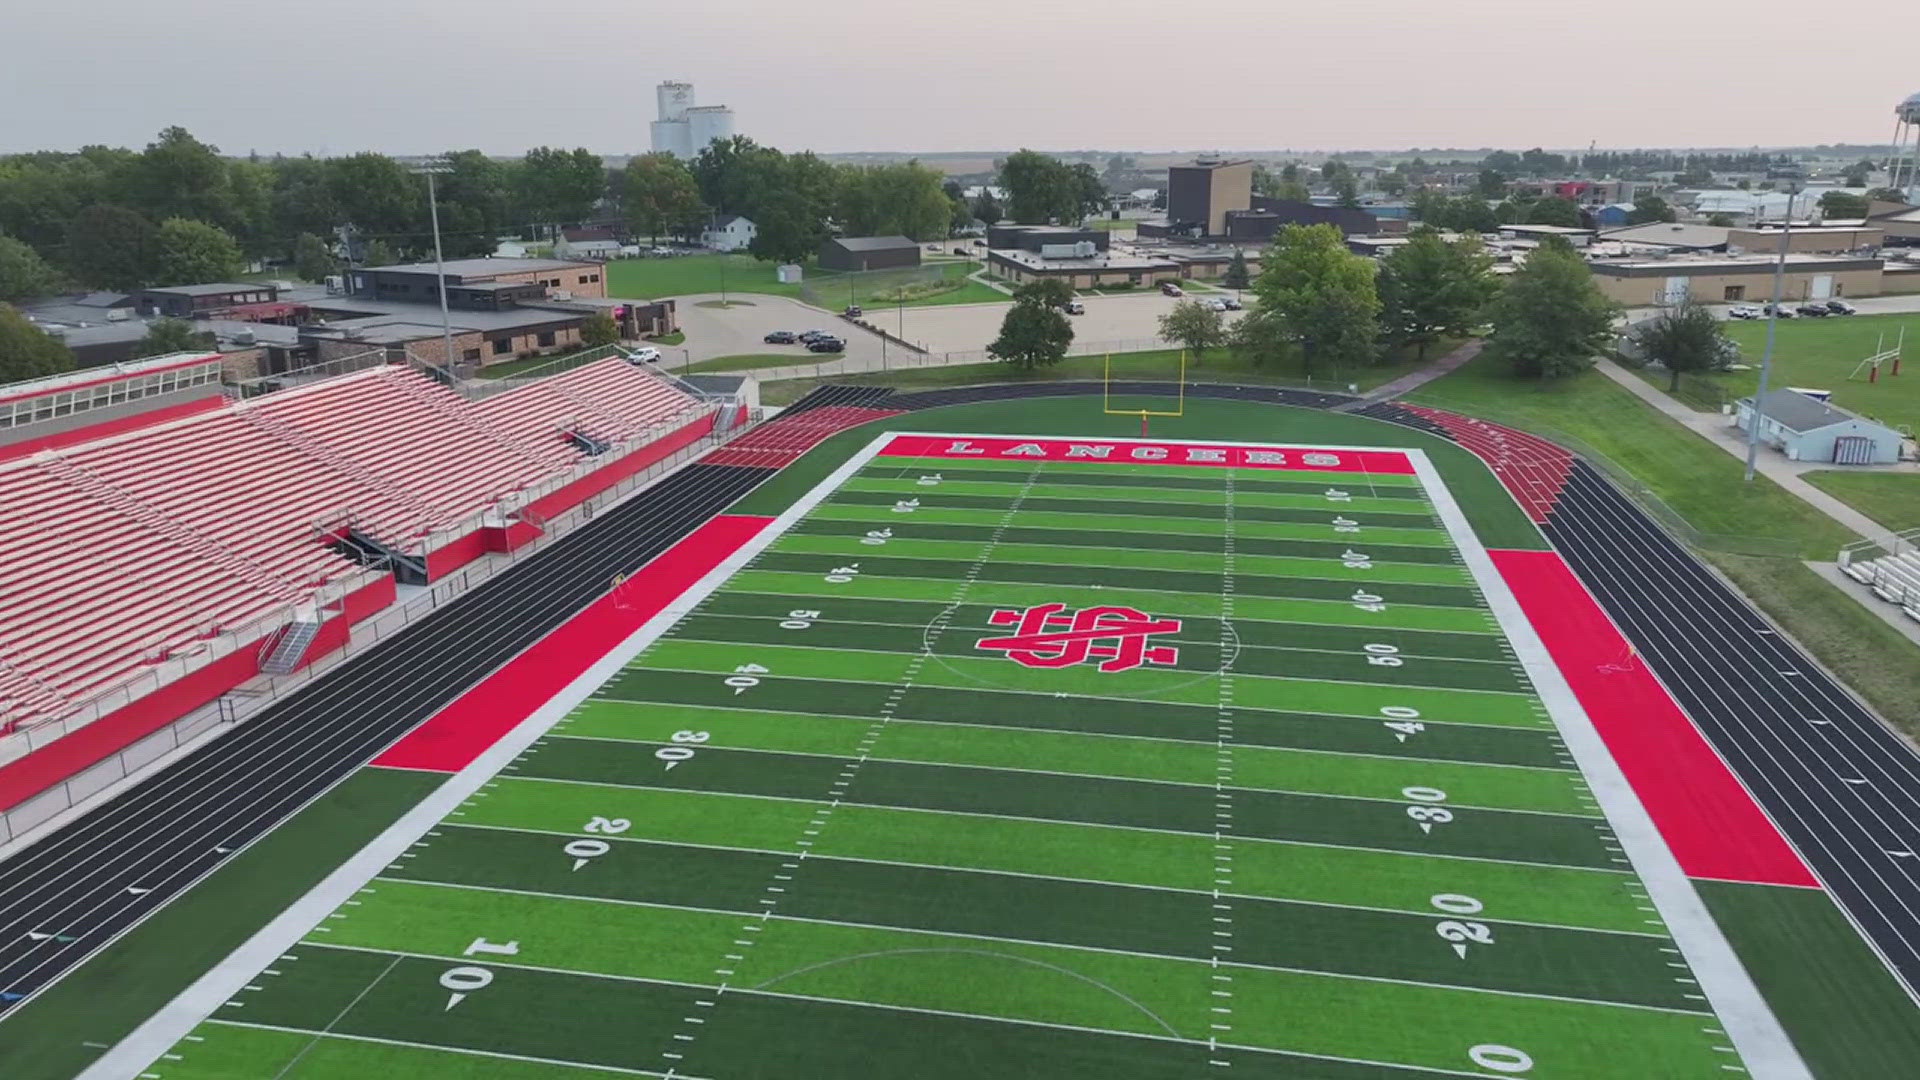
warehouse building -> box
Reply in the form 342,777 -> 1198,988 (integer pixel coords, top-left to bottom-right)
1588,253 -> 1884,305
817,236 -> 920,272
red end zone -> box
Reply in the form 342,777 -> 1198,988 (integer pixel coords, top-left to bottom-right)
372,514 -> 775,774
1491,548 -> 1818,888
879,435 -> 1416,474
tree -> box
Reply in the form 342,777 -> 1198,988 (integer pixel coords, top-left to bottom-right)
1864,187 -> 1908,206
835,162 -> 952,240
0,235 -> 63,301
987,291 -> 1074,370
1841,159 -> 1875,187
125,127 -> 237,231
327,152 -> 420,241
132,317 -> 216,358
999,150 -> 1082,224
1377,228 -> 1498,361
518,146 -> 607,230
1013,278 -> 1074,309
747,191 -> 826,264
624,152 -> 704,243
580,312 -> 620,347
1819,190 -> 1870,219
292,232 -> 334,282
152,217 -> 244,283
1158,299 -> 1227,360
1222,249 -> 1250,289
361,238 -> 397,268
1524,196 -> 1582,227
971,189 -> 1002,226
1625,195 -> 1676,225
1252,224 -> 1381,378
1483,237 -> 1617,379
1706,212 -> 1736,227
1630,296 -> 1730,392
66,204 -> 158,290
1227,305 -> 1291,369
0,302 -> 74,382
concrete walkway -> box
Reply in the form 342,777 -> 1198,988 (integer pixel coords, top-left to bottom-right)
1595,360 -> 1895,542
1343,340 -> 1483,408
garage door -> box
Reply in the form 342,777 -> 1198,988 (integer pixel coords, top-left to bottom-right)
1809,274 -> 1834,300
1834,435 -> 1875,464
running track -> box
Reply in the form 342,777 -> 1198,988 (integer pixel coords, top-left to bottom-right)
2,380 -> 1917,1024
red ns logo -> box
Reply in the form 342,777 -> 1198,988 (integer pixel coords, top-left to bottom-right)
975,603 -> 1182,673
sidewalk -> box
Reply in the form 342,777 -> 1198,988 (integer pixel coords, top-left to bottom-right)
1341,340 -> 1482,409
1596,360 -> 1891,541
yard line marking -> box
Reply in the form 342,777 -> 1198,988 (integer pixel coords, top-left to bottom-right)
421,824 -> 1653,934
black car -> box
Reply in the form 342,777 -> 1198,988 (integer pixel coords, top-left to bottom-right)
843,305 -> 863,318
1826,299 -> 1858,315
807,338 -> 845,353
763,330 -> 797,344
1794,303 -> 1829,317
798,329 -> 832,342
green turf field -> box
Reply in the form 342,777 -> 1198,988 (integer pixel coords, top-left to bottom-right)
139,437 -> 1760,1079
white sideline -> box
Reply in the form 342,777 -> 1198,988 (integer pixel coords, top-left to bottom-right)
1412,449 -> 1811,1080
82,432 -> 890,1080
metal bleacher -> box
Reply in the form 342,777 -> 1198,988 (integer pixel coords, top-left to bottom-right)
0,358 -> 710,737
1838,528 -> 1920,624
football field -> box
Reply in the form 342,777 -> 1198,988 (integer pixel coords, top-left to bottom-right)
146,433 -> 1767,1079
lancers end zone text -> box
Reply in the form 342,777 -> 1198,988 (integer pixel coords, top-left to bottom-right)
112,432 -> 1811,1080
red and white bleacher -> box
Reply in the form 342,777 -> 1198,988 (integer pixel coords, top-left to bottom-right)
0,359 -> 709,740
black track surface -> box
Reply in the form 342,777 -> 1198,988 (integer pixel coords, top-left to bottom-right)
0,459 -> 780,1009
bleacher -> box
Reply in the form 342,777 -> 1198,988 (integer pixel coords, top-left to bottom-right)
1840,533 -> 1920,624
0,359 -> 709,737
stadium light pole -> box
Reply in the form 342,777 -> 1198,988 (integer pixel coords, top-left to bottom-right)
413,157 -> 457,372
1743,182 -> 1800,483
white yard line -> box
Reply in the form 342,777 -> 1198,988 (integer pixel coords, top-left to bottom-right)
1413,448 -> 1811,1080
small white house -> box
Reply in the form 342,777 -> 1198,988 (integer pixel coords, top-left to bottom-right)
703,215 -> 757,252
1733,388 -> 1907,464
555,227 -> 621,260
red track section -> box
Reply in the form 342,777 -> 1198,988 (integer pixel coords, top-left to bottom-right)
702,406 -> 902,468
1398,405 -> 1574,523
1490,547 -> 1818,887
371,513 -> 775,773
881,434 -> 1415,474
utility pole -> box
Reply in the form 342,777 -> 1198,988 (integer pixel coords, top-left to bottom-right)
1744,182 -> 1799,482
413,158 -> 456,371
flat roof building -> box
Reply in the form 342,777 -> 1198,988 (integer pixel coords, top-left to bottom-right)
1166,159 -> 1253,238
1725,225 -> 1882,256
1588,253 -> 1883,306
1595,223 -> 1731,251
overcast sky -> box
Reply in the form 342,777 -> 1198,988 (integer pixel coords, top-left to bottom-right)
5,0 -> 1910,158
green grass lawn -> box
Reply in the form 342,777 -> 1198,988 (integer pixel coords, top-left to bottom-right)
684,353 -> 839,374
1697,313 -> 1920,431
604,256 -> 998,309
759,342 -> 1448,407
649,330 -> 685,345
1408,350 -> 1856,558
1802,470 -> 1920,533
1084,219 -> 1138,232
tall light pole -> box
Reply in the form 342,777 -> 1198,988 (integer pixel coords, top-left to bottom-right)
413,157 -> 457,371
1744,181 -> 1801,482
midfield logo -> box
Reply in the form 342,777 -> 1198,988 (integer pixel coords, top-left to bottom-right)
974,603 -> 1182,673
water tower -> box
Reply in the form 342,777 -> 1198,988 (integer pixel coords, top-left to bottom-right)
1890,92 -> 1920,198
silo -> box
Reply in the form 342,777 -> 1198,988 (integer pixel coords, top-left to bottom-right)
656,81 -> 694,122
687,106 -> 735,153
650,119 -> 692,158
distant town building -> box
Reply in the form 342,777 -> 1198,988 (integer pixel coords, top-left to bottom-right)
817,237 -> 919,272
1164,159 -> 1253,237
555,227 -> 622,261
649,81 -> 736,158
703,215 -> 757,252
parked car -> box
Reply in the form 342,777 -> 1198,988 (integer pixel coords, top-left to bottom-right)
764,330 -> 797,344
843,305 -> 863,318
623,346 -> 662,364
1061,300 -> 1085,315
1222,297 -> 1243,310
1160,282 -> 1184,297
1727,305 -> 1761,319
1825,299 -> 1858,315
807,338 -> 845,353
1762,303 -> 1796,319
1204,297 -> 1230,312
1795,303 -> 1830,317
798,329 -> 832,342
952,247 -> 969,256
